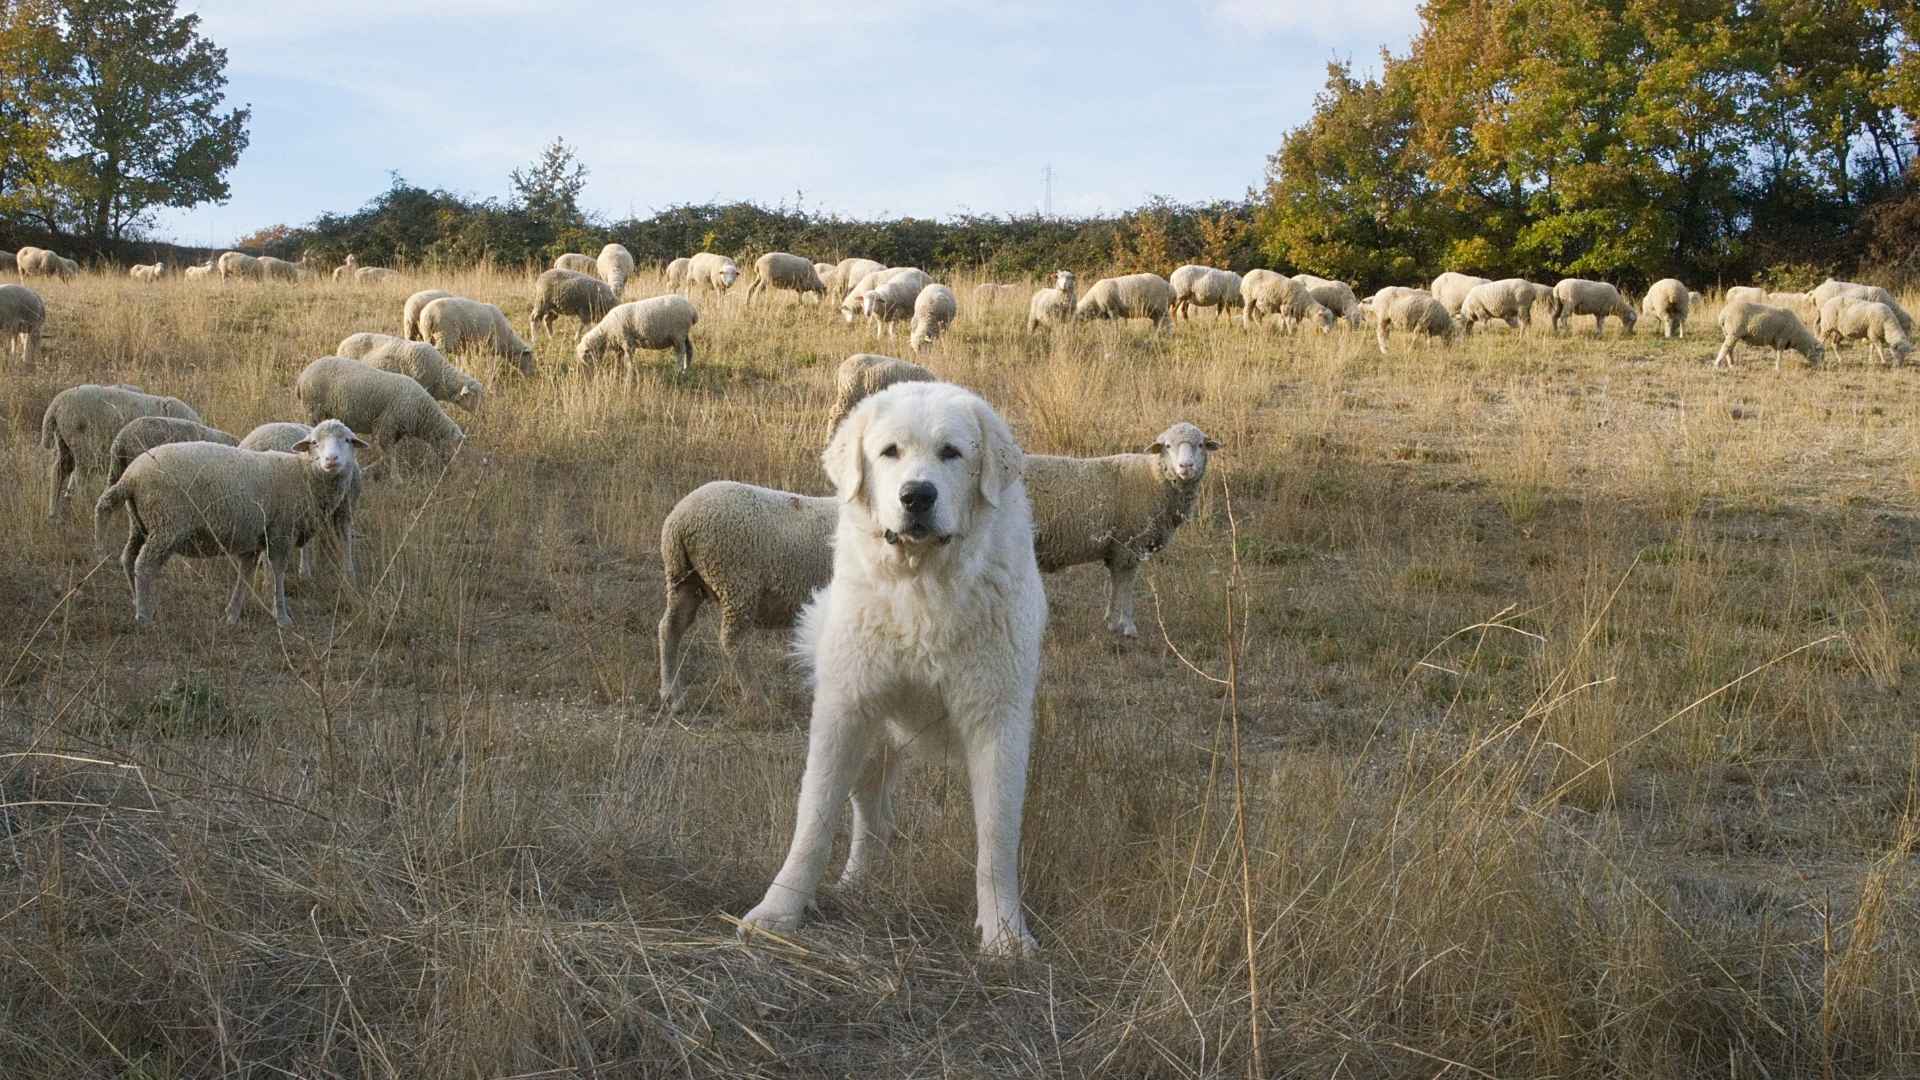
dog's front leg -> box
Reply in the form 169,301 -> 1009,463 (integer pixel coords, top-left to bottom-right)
741,695 -> 871,938
963,704 -> 1038,957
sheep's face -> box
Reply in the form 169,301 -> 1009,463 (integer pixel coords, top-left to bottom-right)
718,264 -> 739,288
825,383 -> 1018,549
1053,270 -> 1075,292
840,293 -> 864,324
1308,305 -> 1335,332
295,420 -> 369,479
1150,424 -> 1221,483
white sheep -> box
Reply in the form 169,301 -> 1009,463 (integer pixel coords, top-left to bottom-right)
1808,279 -> 1912,333
1714,300 -> 1824,370
332,254 -> 358,282
746,252 -> 826,304
1242,269 -> 1333,331
401,289 -> 454,340
2,283 -> 45,364
665,257 -> 691,291
95,420 -> 368,626
554,253 -> 597,276
1027,270 -> 1077,331
336,332 -> 486,412
101,416 -> 239,547
1817,297 -> 1911,366
1375,291 -> 1458,354
1724,286 -> 1765,306
43,384 -> 202,522
1640,278 -> 1693,339
842,267 -> 931,324
1460,279 -> 1559,332
1171,265 -> 1244,320
129,264 -> 165,282
656,480 -> 838,709
1430,272 -> 1492,316
355,266 -> 401,284
296,356 -> 467,459
1077,273 -> 1176,329
597,243 -> 635,296
908,283 -> 958,353
183,265 -> 213,281
257,256 -> 308,283
529,268 -> 618,341
1727,288 -> 1816,322
18,247 -> 78,281
814,262 -> 838,291
858,276 -> 926,333
1292,273 -> 1365,327
973,283 -> 1022,305
685,252 -> 741,294
1552,279 -> 1637,336
825,352 -> 938,435
575,295 -> 700,373
1025,422 -> 1221,637
824,257 -> 884,302
239,421 -> 366,579
418,296 -> 535,375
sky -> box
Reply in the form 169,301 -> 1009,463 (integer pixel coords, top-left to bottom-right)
156,1 -> 1423,246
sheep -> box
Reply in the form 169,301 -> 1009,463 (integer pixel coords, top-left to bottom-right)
973,283 -> 1023,305
95,420 -> 368,626
239,421 -> 366,579
1077,273 -> 1176,329
108,417 -> 239,483
296,356 -> 467,460
336,332 -> 485,412
1817,297 -> 1912,366
746,252 -> 826,304
597,243 -> 635,296
842,267 -> 931,323
685,252 -> 741,294
1170,265 -> 1243,319
1808,279 -> 1913,333
1460,279 -> 1560,332
256,256 -> 307,283
1724,286 -> 1765,305
1375,291 -> 1459,354
529,268 -> 617,341
554,253 -> 598,276
1713,300 -> 1824,370
2,283 -> 45,365
1242,269 -> 1333,331
1292,273 -> 1365,327
355,266 -> 401,284
0,250 -> 14,274
129,264 -> 165,282
1027,270 -> 1077,331
655,480 -> 839,709
575,295 -> 699,373
825,352 -> 938,435
1727,288 -> 1816,322
859,276 -> 925,333
1430,272 -> 1492,316
908,283 -> 958,352
402,289 -> 454,340
19,247 -> 79,281
1640,278 -> 1693,339
332,254 -> 358,282
1024,422 -> 1222,638
43,384 -> 202,522
1552,279 -> 1637,336
665,257 -> 691,291
183,265 -> 213,281
217,251 -> 258,280
814,263 -> 838,291
418,297 -> 535,375
824,257 -> 884,302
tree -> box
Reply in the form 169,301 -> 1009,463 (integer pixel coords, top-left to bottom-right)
509,137 -> 589,234
0,0 -> 65,222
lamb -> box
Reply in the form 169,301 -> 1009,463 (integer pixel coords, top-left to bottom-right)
1552,279 -> 1637,335
18,247 -> 79,281
1817,297 -> 1912,366
665,257 -> 691,291
129,264 -> 165,282
655,480 -> 838,709
101,417 -> 238,547
296,356 -> 467,459
842,267 -> 931,323
217,251 -> 258,280
1024,422 -> 1222,637
1027,270 -> 1077,330
402,289 -> 454,340
1713,300 -> 1824,370
417,297 -> 535,375
1170,265 -> 1243,319
1808,279 -> 1913,333
685,252 -> 741,294
554,253 -> 598,276
1640,278 -> 1693,339
746,252 -> 826,304
1375,291 -> 1458,354
858,275 -> 927,332
183,265 -> 213,281
239,421 -> 366,578
1242,269 -> 1333,331
1292,273 -> 1365,327
575,295 -> 700,373
1076,273 -> 1176,329
529,268 -> 618,341
1429,272 -> 1492,316
1460,278 -> 1559,331
823,257 -> 884,302
354,266 -> 401,284
2,283 -> 45,364
597,243 -> 635,296
43,384 -> 202,521
908,283 -> 958,352
825,352 -> 938,435
336,332 -> 486,412
95,420 -> 368,626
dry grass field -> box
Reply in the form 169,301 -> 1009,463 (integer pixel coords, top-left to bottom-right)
2,266 -> 1917,1078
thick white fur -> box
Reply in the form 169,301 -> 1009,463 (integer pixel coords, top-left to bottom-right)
739,381 -> 1047,956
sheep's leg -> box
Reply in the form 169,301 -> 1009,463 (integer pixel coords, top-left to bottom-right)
1376,321 -> 1391,357
1713,338 -> 1735,369
266,545 -> 293,626
717,611 -> 760,702
1104,554 -> 1141,638
298,541 -> 315,579
225,553 -> 253,623
678,336 -> 693,375
47,438 -> 73,520
131,538 -> 173,625
23,328 -> 38,364
120,525 -> 145,593
334,506 -> 355,580
838,744 -> 904,889
656,580 -> 703,710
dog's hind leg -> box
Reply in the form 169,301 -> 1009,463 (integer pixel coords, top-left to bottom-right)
839,745 -> 904,888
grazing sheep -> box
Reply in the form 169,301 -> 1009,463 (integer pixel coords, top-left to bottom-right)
1027,270 -> 1077,331
336,332 -> 486,412
355,266 -> 401,284
686,252 -> 741,294
296,356 -> 467,459
1714,300 -> 1824,370
2,283 -> 45,364
825,352 -> 938,435
1024,422 -> 1221,637
1430,272 -> 1492,316
257,256 -> 308,283
1460,278 -> 1559,332
908,283 -> 958,352
597,243 -> 635,296
129,264 -> 165,282
656,480 -> 838,709
239,421 -> 366,579
576,295 -> 700,373
1552,279 -> 1637,336
1817,297 -> 1912,366
1375,291 -> 1458,354
1292,273 -> 1365,327
183,265 -> 213,281
1727,288 -> 1815,322
746,252 -> 826,304
815,262 -> 838,290
859,276 -> 927,333
1242,269 -> 1333,331
665,257 -> 691,291
332,254 -> 359,282
824,257 -> 885,302
529,268 -> 618,341
1808,279 -> 1913,333
401,289 -> 454,340
43,384 -> 202,522
1170,265 -> 1244,319
973,283 -> 1023,305
1724,286 -> 1765,306
554,253 -> 597,276
842,267 -> 931,324
95,420 -> 368,626
108,417 -> 239,483
216,252 -> 257,280
1077,273 -> 1176,329
19,247 -> 79,281
418,297 -> 535,375
1640,278 -> 1693,338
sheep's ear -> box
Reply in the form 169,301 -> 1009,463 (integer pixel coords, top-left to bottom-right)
1204,438 -> 1222,451
1147,440 -> 1167,454
349,435 -> 370,449
823,405 -> 870,506
291,439 -> 314,454
974,397 -> 1022,508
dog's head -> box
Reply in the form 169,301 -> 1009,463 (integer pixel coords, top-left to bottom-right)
823,381 -> 1021,551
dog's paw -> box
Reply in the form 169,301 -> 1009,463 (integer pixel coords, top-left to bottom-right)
738,901 -> 804,941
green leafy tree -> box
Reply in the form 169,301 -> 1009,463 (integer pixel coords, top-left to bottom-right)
509,136 -> 589,235
0,0 -> 66,222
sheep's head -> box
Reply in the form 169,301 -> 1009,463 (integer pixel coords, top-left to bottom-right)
1307,303 -> 1335,333
1149,423 -> 1221,483
456,377 -> 486,412
718,263 -> 739,288
1053,270 -> 1075,292
1620,307 -> 1639,334
294,419 -> 369,479
840,292 -> 865,324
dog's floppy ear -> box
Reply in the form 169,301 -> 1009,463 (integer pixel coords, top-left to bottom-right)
823,403 -> 870,506
973,395 -> 1023,508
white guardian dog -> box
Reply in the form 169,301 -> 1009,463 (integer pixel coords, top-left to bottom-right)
740,381 -> 1047,956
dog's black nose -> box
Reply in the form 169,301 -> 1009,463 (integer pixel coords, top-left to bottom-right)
899,481 -> 938,514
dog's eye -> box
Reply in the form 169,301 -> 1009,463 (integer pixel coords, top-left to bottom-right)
879,444 -> 900,459
938,445 -> 962,461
